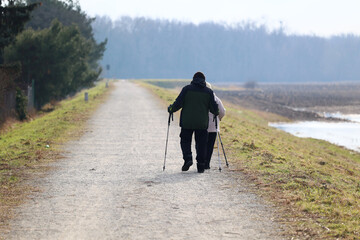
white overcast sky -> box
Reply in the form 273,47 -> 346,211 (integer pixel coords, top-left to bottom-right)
78,0 -> 360,37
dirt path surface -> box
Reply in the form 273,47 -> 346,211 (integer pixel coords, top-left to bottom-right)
4,80 -> 283,240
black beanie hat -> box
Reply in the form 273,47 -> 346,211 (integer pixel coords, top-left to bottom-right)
193,72 -> 205,80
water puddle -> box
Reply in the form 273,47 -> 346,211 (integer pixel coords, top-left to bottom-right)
322,112 -> 360,122
269,113 -> 360,152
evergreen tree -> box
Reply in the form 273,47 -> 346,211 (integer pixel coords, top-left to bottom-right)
25,0 -> 106,73
5,20 -> 99,108
0,0 -> 39,64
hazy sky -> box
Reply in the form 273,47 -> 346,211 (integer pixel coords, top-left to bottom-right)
78,0 -> 360,37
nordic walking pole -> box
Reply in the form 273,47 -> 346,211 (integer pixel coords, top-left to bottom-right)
215,116 -> 222,172
218,132 -> 229,167
163,112 -> 173,171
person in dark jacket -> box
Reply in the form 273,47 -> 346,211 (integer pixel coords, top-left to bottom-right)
168,72 -> 219,173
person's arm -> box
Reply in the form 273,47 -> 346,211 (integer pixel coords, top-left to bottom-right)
168,87 -> 187,113
215,94 -> 226,120
209,90 -> 219,116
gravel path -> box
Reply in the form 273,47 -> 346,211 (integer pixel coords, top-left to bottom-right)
5,80 -> 283,239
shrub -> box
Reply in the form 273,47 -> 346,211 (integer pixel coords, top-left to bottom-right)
243,81 -> 258,89
15,88 -> 27,120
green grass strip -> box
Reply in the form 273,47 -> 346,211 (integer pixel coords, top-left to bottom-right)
0,81 -> 111,222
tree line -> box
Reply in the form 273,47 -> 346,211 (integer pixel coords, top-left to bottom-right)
93,16 -> 360,83
1,0 -> 106,116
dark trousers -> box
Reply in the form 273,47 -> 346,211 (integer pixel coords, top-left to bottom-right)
180,128 -> 208,165
205,132 -> 217,167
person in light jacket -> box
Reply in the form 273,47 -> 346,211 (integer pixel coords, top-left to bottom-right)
205,82 -> 226,169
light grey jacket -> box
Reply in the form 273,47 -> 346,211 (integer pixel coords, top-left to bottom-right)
207,94 -> 225,132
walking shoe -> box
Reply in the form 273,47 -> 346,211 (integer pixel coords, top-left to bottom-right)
204,163 -> 210,169
182,160 -> 193,171
197,163 -> 205,173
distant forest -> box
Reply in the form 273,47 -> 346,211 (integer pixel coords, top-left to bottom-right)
93,16 -> 360,83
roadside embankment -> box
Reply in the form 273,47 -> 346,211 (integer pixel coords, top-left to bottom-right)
0,81 -> 112,233
140,80 -> 360,240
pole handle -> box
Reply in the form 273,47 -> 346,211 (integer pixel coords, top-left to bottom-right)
168,112 -> 173,125
214,115 -> 218,130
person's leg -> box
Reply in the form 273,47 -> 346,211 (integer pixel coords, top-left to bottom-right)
194,129 -> 208,173
180,128 -> 193,171
205,132 -> 217,169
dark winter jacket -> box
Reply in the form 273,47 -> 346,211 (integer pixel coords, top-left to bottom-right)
169,77 -> 219,129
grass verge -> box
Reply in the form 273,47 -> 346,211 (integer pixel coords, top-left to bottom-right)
141,80 -> 360,240
0,80 -> 113,234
